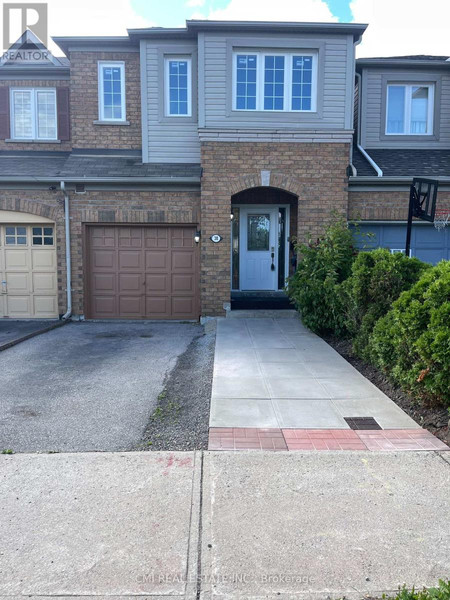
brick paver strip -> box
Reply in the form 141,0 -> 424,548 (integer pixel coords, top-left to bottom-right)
208,428 -> 449,452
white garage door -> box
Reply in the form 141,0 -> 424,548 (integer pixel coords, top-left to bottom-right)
0,220 -> 58,319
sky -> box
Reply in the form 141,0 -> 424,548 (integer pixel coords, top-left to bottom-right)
3,0 -> 450,58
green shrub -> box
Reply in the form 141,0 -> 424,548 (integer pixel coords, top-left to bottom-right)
340,249 -> 429,360
286,219 -> 355,334
369,261 -> 450,406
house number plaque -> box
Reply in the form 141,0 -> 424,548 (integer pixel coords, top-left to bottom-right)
210,234 -> 222,243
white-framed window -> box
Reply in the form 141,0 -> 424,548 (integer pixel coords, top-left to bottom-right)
98,61 -> 126,122
386,84 -> 434,135
10,88 -> 57,140
32,226 -> 54,246
233,51 -> 317,112
165,57 -> 192,117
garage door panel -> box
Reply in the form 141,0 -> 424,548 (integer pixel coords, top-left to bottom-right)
172,251 -> 194,271
145,274 -> 169,293
119,228 -> 142,248
145,296 -> 170,318
119,273 -> 142,293
32,272 -> 57,293
0,295 -> 4,318
172,296 -> 195,317
92,249 -> 116,269
171,228 -> 194,248
4,249 -> 28,270
144,227 -> 169,248
5,272 -> 29,293
172,274 -> 195,293
91,227 -> 115,248
6,295 -> 31,317
92,296 -> 117,317
92,273 -> 116,293
87,226 -> 198,319
31,250 -> 56,269
118,250 -> 142,270
33,295 -> 58,317
145,249 -> 169,270
119,296 -> 144,317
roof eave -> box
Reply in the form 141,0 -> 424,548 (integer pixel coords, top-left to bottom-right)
52,36 -> 138,54
349,176 -> 450,184
0,176 -> 201,184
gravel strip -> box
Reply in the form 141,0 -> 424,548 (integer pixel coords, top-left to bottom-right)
138,323 -> 216,451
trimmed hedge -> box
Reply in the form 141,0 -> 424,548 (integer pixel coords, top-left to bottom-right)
340,249 -> 430,360
369,261 -> 450,406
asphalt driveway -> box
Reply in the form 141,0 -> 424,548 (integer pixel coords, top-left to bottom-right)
0,321 -> 200,453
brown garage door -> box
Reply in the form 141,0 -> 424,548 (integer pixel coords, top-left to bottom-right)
86,225 -> 199,320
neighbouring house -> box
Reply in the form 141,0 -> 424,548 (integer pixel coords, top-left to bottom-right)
351,55 -> 450,260
0,22 -> 448,321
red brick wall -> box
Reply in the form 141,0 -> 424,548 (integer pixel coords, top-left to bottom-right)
200,141 -> 350,316
0,79 -> 72,151
69,51 -> 141,149
348,190 -> 450,221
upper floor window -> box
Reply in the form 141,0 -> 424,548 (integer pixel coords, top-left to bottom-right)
386,84 -> 434,135
10,88 -> 57,140
233,52 -> 317,112
98,62 -> 126,122
165,57 -> 192,117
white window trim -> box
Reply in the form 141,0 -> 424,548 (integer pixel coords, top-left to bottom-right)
164,56 -> 192,117
385,83 -> 434,136
98,61 -> 126,122
10,88 -> 57,141
232,51 -> 318,113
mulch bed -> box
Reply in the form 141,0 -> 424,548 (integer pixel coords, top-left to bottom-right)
322,335 -> 450,448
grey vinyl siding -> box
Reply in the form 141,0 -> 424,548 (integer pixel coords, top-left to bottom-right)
202,32 -> 354,130
361,67 -> 450,149
144,40 -> 200,163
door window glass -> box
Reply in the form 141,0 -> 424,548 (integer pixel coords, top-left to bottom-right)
247,214 -> 270,251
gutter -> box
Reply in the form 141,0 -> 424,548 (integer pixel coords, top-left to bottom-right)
60,181 -> 72,321
354,72 -> 383,177
0,176 -> 201,184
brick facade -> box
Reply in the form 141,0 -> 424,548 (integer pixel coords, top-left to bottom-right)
348,190 -> 450,221
0,188 -> 200,316
200,141 -> 350,316
69,51 -> 141,149
0,79 -> 72,151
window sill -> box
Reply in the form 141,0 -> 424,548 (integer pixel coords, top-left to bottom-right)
93,120 -> 130,126
5,139 -> 62,144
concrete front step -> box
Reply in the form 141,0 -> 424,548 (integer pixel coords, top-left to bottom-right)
226,309 -> 299,318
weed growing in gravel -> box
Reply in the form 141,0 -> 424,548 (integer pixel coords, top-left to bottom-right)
1,449 -> 14,454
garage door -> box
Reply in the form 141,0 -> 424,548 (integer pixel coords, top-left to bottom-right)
86,225 -> 199,320
0,223 -> 58,318
352,222 -> 450,264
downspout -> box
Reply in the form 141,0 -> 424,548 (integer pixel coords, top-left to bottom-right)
60,181 -> 72,320
355,71 -> 383,177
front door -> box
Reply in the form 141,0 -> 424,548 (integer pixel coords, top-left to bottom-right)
240,207 -> 278,291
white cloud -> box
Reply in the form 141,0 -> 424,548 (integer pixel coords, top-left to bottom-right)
192,0 -> 338,22
186,0 -> 205,7
6,0 -> 154,55
351,0 -> 450,58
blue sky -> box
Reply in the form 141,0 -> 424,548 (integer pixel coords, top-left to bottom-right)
131,0 -> 353,27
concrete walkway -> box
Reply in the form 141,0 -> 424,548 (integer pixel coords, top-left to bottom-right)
1,450 -> 449,599
210,316 -> 419,430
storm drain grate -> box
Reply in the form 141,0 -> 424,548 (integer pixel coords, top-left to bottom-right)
344,417 -> 382,430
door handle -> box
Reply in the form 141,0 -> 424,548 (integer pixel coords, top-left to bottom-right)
270,250 -> 275,271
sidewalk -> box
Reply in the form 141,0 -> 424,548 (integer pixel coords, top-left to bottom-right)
209,316 -> 448,451
1,450 -> 449,599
